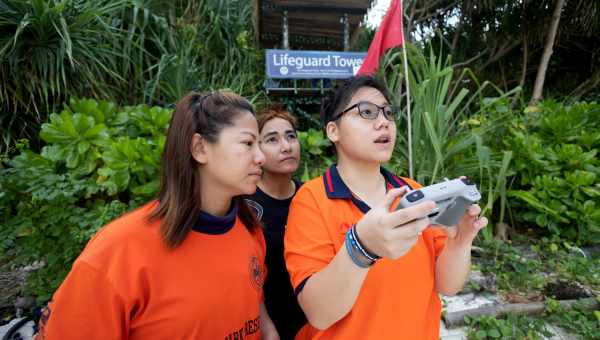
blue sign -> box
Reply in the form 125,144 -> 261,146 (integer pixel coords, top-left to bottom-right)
266,49 -> 367,79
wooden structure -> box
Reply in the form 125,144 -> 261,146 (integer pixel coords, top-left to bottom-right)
253,0 -> 374,51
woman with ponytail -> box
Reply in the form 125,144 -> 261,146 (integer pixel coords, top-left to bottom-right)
36,91 -> 279,340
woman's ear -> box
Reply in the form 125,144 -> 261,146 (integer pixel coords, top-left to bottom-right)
325,121 -> 339,143
191,133 -> 209,164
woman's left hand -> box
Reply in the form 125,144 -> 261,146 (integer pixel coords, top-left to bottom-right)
445,204 -> 488,246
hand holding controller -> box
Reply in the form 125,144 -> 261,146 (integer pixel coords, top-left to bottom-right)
396,178 -> 481,227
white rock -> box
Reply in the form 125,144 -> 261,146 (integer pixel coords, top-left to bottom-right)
0,317 -> 35,340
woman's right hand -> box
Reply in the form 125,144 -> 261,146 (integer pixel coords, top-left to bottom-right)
355,187 -> 436,260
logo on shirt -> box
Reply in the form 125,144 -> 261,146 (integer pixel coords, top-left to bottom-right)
248,255 -> 265,291
225,316 -> 261,340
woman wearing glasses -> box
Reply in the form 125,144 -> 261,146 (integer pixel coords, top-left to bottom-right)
36,91 -> 279,340
284,75 -> 487,339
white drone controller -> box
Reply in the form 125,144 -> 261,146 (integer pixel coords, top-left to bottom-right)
397,178 -> 481,227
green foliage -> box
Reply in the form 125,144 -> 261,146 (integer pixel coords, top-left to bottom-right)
277,95 -> 322,131
468,238 -> 599,339
297,128 -> 333,181
381,41 -> 521,238
0,98 -> 169,301
465,314 -> 553,340
145,0 -> 263,104
0,0 -> 128,150
532,239 -> 600,291
506,101 -> 600,244
475,239 -> 546,293
0,0 -> 263,154
545,298 -> 600,340
474,237 -> 600,298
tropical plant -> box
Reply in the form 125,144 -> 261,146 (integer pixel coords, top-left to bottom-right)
0,98 -> 169,301
0,0 -> 264,154
506,101 -> 600,244
297,128 -> 333,181
464,313 -> 552,340
381,41 -> 521,238
0,0 -> 130,151
545,297 -> 600,340
144,0 -> 264,104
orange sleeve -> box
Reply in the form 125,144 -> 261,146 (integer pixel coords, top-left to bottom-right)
400,176 -> 422,189
284,187 -> 335,290
36,261 -> 128,340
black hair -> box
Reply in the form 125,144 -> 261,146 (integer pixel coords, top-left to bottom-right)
320,75 -> 392,126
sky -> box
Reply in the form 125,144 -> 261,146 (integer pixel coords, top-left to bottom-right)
365,0 -> 458,41
366,0 -> 392,29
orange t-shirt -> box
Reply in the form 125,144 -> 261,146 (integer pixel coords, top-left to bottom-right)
284,166 -> 447,340
37,201 -> 266,340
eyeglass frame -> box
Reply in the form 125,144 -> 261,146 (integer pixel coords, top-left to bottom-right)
331,101 -> 396,122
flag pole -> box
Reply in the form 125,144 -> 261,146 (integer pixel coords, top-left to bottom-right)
400,0 -> 413,178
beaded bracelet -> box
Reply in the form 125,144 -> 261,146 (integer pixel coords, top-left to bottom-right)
350,224 -> 381,262
345,227 -> 375,268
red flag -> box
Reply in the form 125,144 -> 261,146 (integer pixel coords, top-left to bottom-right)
357,0 -> 404,75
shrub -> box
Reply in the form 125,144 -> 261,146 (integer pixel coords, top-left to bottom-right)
0,0 -> 263,154
465,313 -> 552,339
507,101 -> 600,245
0,98 -> 169,301
297,128 -> 333,181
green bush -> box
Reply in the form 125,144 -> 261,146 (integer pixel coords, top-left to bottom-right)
545,297 -> 600,340
0,0 -> 129,142
507,101 -> 600,245
297,128 -> 333,181
0,0 -> 263,153
465,313 -> 552,339
0,98 -> 169,301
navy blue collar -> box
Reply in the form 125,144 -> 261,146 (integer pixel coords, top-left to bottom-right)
192,202 -> 238,234
322,165 -> 411,213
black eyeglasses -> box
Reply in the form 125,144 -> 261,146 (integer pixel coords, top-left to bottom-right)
332,101 -> 396,122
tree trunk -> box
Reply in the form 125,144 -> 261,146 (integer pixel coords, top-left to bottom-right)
569,70 -> 600,98
451,12 -> 464,53
444,297 -> 600,328
530,0 -> 566,104
406,0 -> 416,41
519,36 -> 528,88
519,1 -> 528,88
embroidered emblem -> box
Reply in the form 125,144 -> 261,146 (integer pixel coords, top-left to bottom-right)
248,255 -> 265,291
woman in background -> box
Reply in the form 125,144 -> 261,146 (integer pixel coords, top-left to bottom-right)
246,106 -> 306,340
